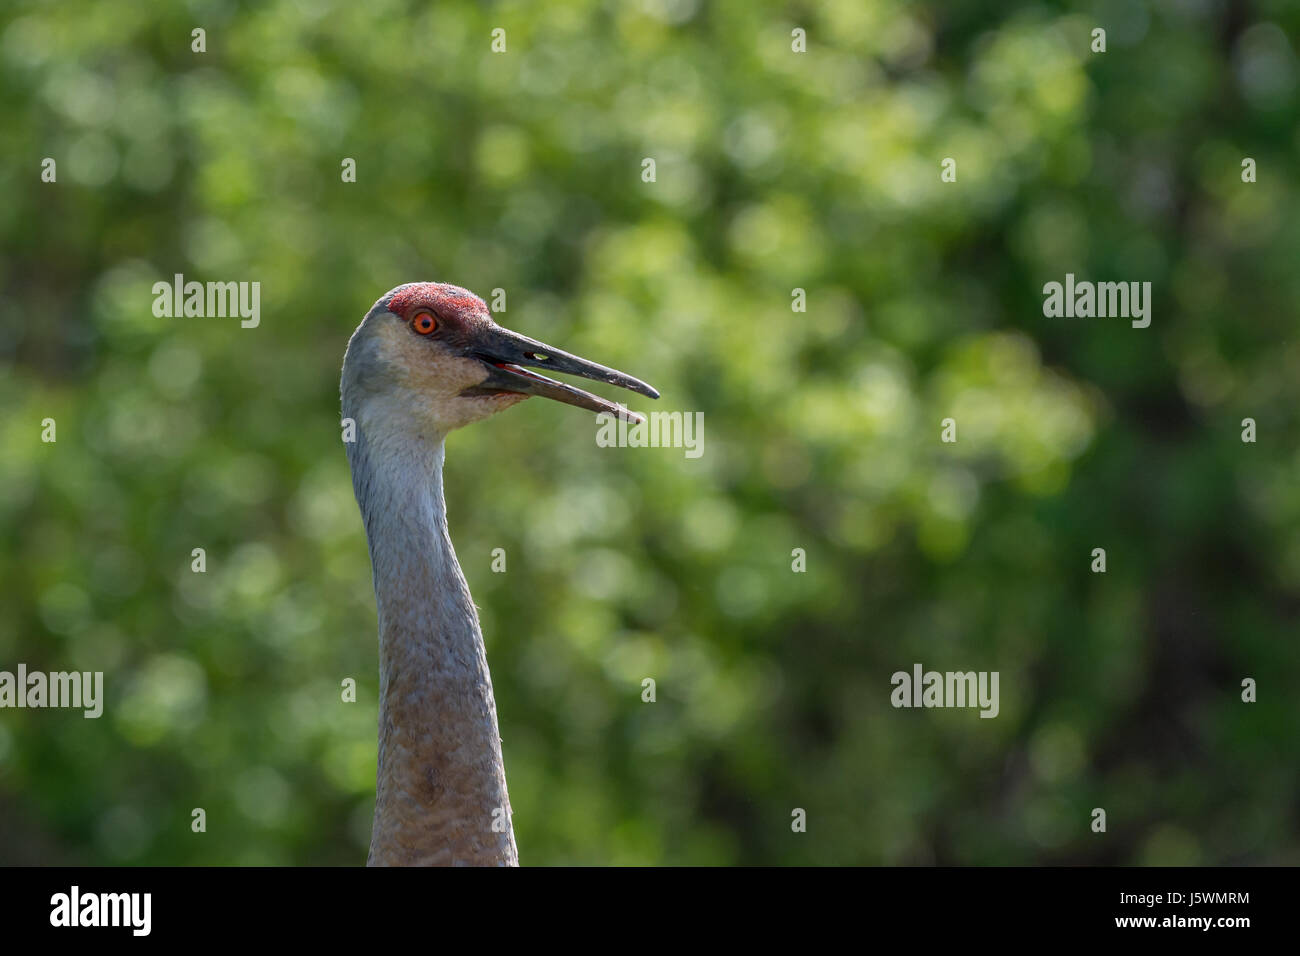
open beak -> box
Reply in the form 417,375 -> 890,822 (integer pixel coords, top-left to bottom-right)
462,325 -> 659,423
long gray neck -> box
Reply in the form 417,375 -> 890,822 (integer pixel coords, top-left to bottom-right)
346,425 -> 517,866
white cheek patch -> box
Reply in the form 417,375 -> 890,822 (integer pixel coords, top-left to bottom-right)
366,322 -> 528,432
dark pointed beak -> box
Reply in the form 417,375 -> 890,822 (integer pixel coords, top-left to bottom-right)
462,324 -> 659,423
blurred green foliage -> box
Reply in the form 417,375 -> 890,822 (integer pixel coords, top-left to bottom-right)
1,0 -> 1298,865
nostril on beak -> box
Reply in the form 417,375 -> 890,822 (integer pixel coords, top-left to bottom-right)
528,352 -> 550,361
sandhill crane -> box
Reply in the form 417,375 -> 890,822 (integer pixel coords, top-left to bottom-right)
340,282 -> 658,866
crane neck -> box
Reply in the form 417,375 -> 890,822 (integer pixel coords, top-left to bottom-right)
346,424 -> 517,866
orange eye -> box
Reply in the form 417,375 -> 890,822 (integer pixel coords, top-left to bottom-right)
412,312 -> 437,335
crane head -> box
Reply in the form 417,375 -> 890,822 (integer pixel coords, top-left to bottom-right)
342,282 -> 659,436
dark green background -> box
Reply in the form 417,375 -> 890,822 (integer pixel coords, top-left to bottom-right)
1,0 -> 1297,864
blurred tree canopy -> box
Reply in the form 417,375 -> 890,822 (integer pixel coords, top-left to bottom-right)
0,0 -> 1297,865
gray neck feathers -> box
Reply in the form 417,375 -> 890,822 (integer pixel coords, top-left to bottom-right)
345,418 -> 517,866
